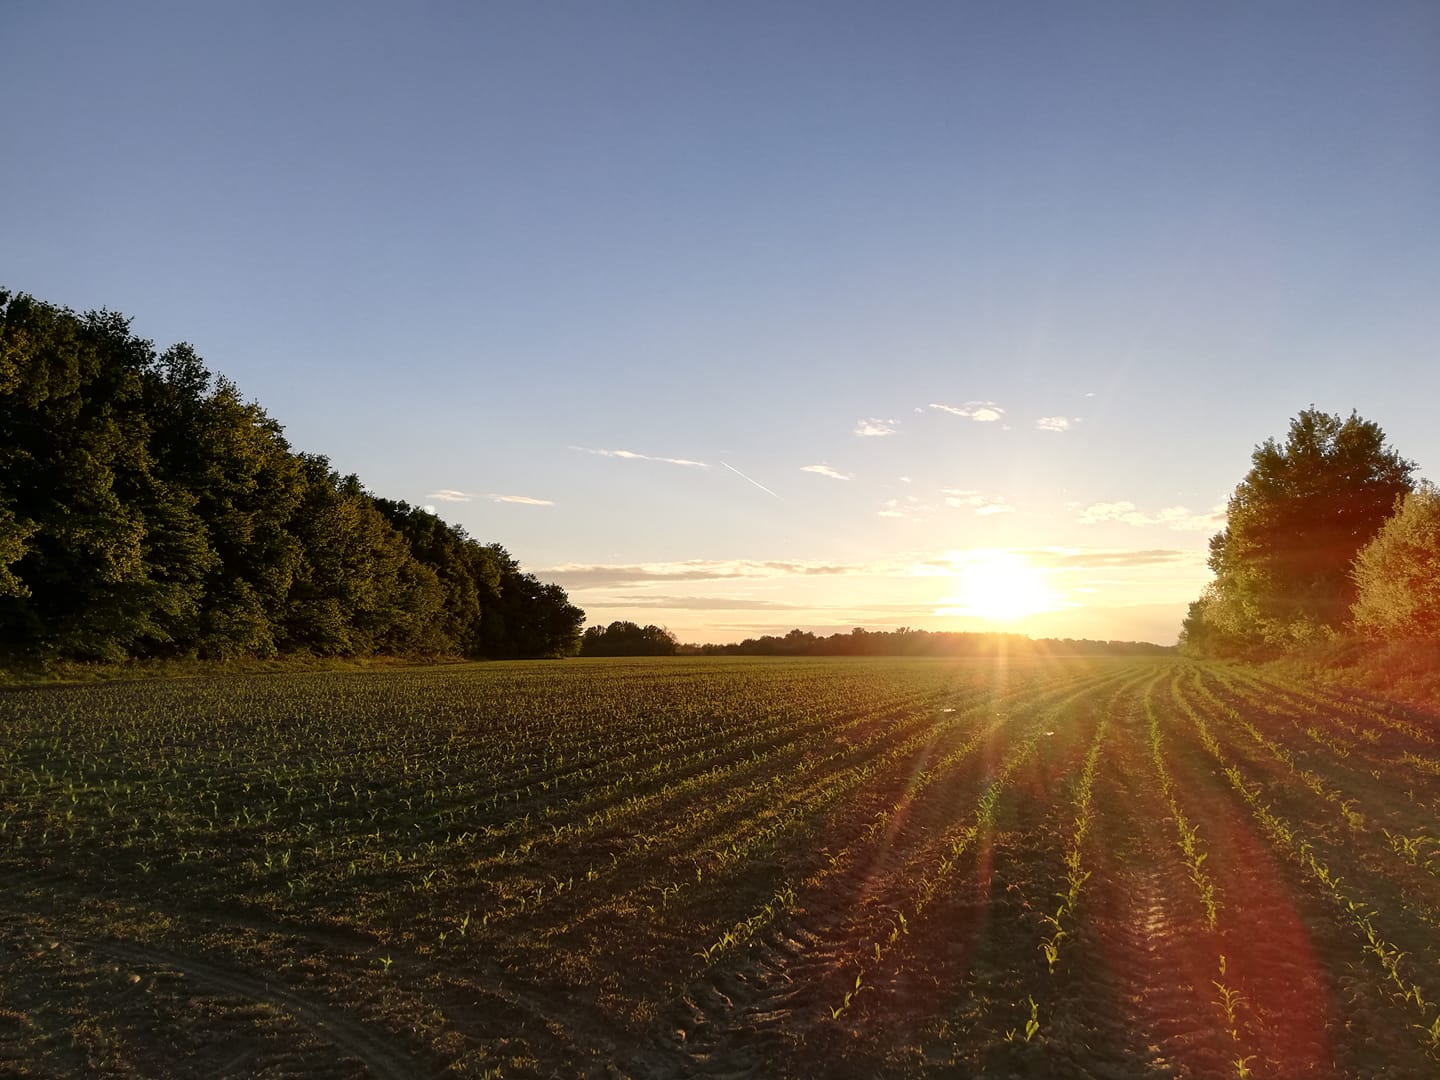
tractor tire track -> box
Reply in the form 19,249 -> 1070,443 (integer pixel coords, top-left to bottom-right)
662,669 -> 1137,1076
88,939 -> 426,1080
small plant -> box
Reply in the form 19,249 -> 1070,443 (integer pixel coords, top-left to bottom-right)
1023,997 -> 1040,1042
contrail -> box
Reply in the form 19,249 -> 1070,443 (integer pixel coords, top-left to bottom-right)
721,461 -> 781,499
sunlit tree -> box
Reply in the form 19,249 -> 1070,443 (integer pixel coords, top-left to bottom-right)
1351,482 -> 1440,638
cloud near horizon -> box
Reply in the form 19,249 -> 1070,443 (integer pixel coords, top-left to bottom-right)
426,489 -> 473,502
540,558 -> 866,590
583,594 -> 805,611
912,547 -> 1201,576
854,417 -> 897,437
1036,416 -> 1078,432
1079,501 -> 1224,532
800,464 -> 851,481
929,401 -> 1005,422
490,494 -> 554,506
573,446 -> 709,467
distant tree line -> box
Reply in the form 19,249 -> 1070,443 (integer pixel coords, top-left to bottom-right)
0,290 -> 584,662
685,627 -> 1174,657
1180,408 -> 1439,658
580,621 -> 680,656
574,623 -> 1172,658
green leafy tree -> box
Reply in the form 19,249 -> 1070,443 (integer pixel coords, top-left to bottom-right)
374,499 -> 485,655
143,345 -> 308,656
1,288 -> 583,665
478,547 -> 584,658
0,295 -> 216,657
283,458 -> 447,656
1197,408 -> 1414,652
0,503 -> 36,599
1351,483 -> 1440,638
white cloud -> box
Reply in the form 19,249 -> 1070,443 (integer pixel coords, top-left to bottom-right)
1079,500 -> 1142,524
930,401 -> 1005,423
800,464 -> 851,481
1036,416 -> 1076,432
877,497 -> 938,522
855,418 -> 898,437
573,446 -> 708,467
427,489 -> 474,502
490,494 -> 554,506
1079,501 -> 1224,532
942,490 -> 1014,516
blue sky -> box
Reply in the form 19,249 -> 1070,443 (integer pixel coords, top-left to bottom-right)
5,2 -> 1437,643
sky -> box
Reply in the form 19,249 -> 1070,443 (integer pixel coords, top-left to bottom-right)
4,2 -> 1438,644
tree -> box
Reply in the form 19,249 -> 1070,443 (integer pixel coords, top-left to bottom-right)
579,621 -> 678,656
1351,483 -> 1440,638
1197,408 -> 1414,652
282,458 -> 447,656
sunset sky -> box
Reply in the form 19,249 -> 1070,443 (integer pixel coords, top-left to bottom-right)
5,3 -> 1438,643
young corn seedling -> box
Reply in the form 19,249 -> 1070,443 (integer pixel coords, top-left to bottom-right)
1212,980 -> 1245,1042
1023,997 -> 1041,1042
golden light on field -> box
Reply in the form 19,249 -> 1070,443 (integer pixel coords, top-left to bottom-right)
931,550 -> 1063,622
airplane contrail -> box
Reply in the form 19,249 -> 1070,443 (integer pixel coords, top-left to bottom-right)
721,461 -> 781,499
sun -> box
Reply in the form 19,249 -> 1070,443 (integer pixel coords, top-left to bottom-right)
934,551 -> 1062,623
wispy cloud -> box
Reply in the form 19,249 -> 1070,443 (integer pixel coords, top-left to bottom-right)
585,594 -> 804,611
1078,501 -> 1224,532
427,489 -> 474,502
912,547 -> 1202,575
540,559 -> 864,590
878,496 -> 937,522
1021,547 -> 1204,569
801,464 -> 851,481
1036,416 -> 1077,432
930,401 -> 1005,423
941,489 -> 1014,516
490,494 -> 553,506
854,417 -> 897,437
573,446 -> 709,467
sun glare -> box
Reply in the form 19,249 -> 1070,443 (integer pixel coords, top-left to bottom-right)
934,551 -> 1062,623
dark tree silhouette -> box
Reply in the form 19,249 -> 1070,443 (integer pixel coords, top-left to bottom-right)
1183,408 -> 1414,655
580,621 -> 679,656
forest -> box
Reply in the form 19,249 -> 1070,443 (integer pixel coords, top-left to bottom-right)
0,291 -> 584,663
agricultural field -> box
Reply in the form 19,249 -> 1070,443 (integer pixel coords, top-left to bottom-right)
3,656 -> 1440,1079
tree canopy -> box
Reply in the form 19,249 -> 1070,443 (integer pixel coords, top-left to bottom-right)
1351,483 -> 1440,639
1182,408 -> 1414,655
0,290 -> 584,663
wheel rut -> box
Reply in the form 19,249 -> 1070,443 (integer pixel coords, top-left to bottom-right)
89,939 -> 425,1080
